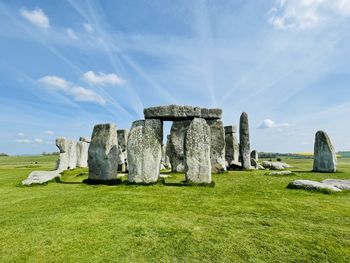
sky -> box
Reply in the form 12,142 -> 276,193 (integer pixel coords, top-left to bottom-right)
0,0 -> 350,155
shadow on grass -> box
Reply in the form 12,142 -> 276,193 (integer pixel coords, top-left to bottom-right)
161,180 -> 215,187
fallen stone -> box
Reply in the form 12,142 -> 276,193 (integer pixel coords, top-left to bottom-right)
22,170 -> 60,185
288,180 -> 342,192
207,119 -> 227,173
269,170 -> 293,176
321,179 -> 350,190
228,161 -> 242,170
313,130 -> 337,172
127,119 -> 163,184
185,118 -> 211,183
262,161 -> 291,170
239,112 -> 251,169
88,123 -> 119,181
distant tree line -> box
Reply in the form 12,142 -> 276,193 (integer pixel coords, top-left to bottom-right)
42,152 -> 59,156
0,153 -> 9,157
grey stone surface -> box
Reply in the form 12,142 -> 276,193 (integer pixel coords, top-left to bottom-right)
144,105 -> 201,120
239,112 -> 251,169
251,150 -> 258,161
200,108 -> 222,120
127,119 -> 163,183
321,179 -> 350,190
288,180 -> 342,192
161,144 -> 171,169
168,120 -> 191,172
79,137 -> 91,143
207,120 -> 227,173
225,125 -> 239,164
262,161 -> 291,170
144,104 -> 222,120
88,123 -> 119,181
56,137 -> 69,171
67,140 -> 77,169
228,161 -> 242,170
251,158 -> 257,167
184,118 -> 211,183
76,140 -> 89,168
269,170 -> 293,176
22,170 -> 60,185
117,129 -> 129,171
313,131 -> 337,172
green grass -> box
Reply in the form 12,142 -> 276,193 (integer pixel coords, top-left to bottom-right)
0,156 -> 349,262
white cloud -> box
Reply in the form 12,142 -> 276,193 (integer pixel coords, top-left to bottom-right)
45,130 -> 54,135
17,132 -> 25,137
15,139 -> 31,143
38,76 -> 70,91
69,86 -> 106,105
66,28 -> 79,40
20,8 -> 50,29
268,0 -> 350,30
34,138 -> 43,143
83,23 -> 94,33
38,75 -> 106,105
258,119 -> 289,129
83,71 -> 125,86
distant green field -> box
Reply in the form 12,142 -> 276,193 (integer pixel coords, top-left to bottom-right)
0,155 -> 349,262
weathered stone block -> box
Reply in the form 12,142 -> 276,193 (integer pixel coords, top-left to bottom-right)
239,112 -> 251,169
207,119 -> 226,173
127,119 -> 163,183
76,140 -> 89,168
313,131 -> 337,172
184,118 -> 211,183
88,124 -> 119,181
225,125 -> 239,164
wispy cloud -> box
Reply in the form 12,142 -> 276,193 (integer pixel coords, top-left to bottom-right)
83,71 -> 125,86
39,75 -> 106,105
258,119 -> 289,129
268,0 -> 350,30
17,132 -> 25,137
20,8 -> 50,29
34,138 -> 43,143
45,130 -> 54,135
15,139 -> 31,143
83,23 -> 94,33
66,28 -> 79,40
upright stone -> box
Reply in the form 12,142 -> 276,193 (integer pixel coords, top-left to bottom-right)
251,150 -> 258,161
127,119 -> 163,183
76,138 -> 89,168
239,112 -> 251,169
207,119 -> 226,173
168,120 -> 191,172
224,125 -> 239,164
117,129 -> 129,172
56,137 -> 69,171
184,118 -> 211,183
88,124 -> 119,181
67,140 -> 77,169
313,131 -> 337,172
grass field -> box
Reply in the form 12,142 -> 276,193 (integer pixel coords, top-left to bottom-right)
0,155 -> 349,262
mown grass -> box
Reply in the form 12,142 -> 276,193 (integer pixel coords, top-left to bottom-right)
0,155 -> 349,262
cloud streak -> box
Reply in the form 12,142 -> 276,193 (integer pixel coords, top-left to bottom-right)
20,8 -> 50,29
258,119 -> 289,129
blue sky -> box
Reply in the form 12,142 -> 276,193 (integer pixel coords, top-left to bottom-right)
1,0 -> 350,155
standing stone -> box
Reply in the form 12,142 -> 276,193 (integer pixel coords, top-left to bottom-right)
313,131 -> 337,172
67,140 -> 77,169
207,119 -> 226,173
161,144 -> 171,169
168,120 -> 191,172
56,137 -> 69,171
251,150 -> 258,162
88,124 -> 119,181
127,119 -> 163,183
117,129 -> 129,172
184,118 -> 211,183
224,125 -> 239,164
76,138 -> 89,168
239,112 -> 251,169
